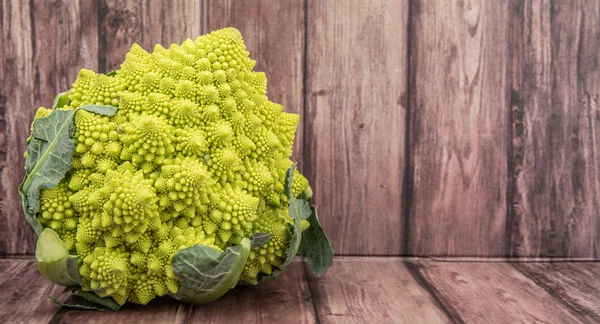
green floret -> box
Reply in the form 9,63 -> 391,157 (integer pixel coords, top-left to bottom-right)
24,27 -> 330,307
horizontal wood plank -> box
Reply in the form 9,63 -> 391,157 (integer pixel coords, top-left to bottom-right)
410,261 -> 586,323
306,259 -> 450,323
0,260 -> 63,323
190,261 -> 316,323
515,262 -> 600,323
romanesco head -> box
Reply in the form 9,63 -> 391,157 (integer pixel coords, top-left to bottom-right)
33,27 -> 312,305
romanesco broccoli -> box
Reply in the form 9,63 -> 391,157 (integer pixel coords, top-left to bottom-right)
21,27 -> 332,308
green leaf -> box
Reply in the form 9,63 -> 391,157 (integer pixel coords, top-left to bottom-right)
283,163 -> 296,199
171,238 -> 251,304
260,197 -> 311,282
50,296 -> 111,311
35,228 -> 81,287
78,105 -> 118,115
52,91 -> 70,109
105,70 -> 117,77
72,288 -> 121,311
299,205 -> 334,276
51,287 -> 121,311
19,105 -> 117,234
249,232 -> 271,248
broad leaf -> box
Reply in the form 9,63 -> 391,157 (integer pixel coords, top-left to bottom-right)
105,70 -> 117,77
249,232 -> 271,248
35,228 -> 81,287
283,163 -> 296,199
299,205 -> 334,276
260,197 -> 311,282
171,238 -> 250,304
19,105 -> 117,234
52,91 -> 70,109
51,287 -> 121,311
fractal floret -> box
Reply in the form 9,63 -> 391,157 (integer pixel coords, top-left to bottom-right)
20,28 -> 332,310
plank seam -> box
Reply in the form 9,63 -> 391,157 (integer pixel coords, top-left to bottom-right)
401,0 -> 414,256
404,262 -> 466,324
97,0 -> 105,72
301,0 -> 309,180
512,263 -> 593,324
302,261 -> 322,324
504,0 -> 516,258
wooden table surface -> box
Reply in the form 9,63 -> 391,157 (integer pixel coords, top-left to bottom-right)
1,257 -> 599,324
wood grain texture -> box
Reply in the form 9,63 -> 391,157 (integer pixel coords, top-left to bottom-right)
509,0 -> 600,258
305,0 -> 408,255
410,262 -> 586,323
204,0 -> 305,165
306,259 -> 450,323
0,0 -> 98,255
515,263 -> 600,323
50,297 -> 189,324
0,260 -> 63,323
191,261 -> 316,323
98,0 -> 201,72
407,0 -> 511,257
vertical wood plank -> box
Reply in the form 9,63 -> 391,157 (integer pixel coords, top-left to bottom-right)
0,0 -> 98,255
0,260 -> 63,323
407,0 -> 511,256
203,0 -> 305,165
0,0 -> 35,256
98,0 -> 201,72
410,262 -> 586,323
190,261 -> 316,323
306,0 -> 408,255
515,263 -> 600,323
509,0 -> 600,257
32,0 -> 99,106
306,259 -> 450,323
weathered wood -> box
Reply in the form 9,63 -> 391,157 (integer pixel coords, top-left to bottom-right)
98,0 -> 201,72
32,0 -> 99,106
305,0 -> 408,255
0,0 -> 36,256
407,0 -> 511,256
307,259 -> 450,323
204,0 -> 305,165
515,263 -> 600,323
0,0 -> 99,255
0,260 -> 63,323
50,297 -> 189,324
410,262 -> 585,323
191,261 -> 316,323
509,0 -> 600,258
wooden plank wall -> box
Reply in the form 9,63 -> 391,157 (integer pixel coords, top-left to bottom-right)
0,0 -> 598,258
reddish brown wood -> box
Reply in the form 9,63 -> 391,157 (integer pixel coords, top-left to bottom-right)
407,0 -> 511,256
509,0 -> 600,258
307,259 -> 450,323
98,0 -> 201,72
0,0 -> 99,255
410,261 -> 586,323
0,260 -> 63,323
191,261 -> 316,323
305,0 -> 408,255
516,263 -> 600,323
204,0 -> 306,165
